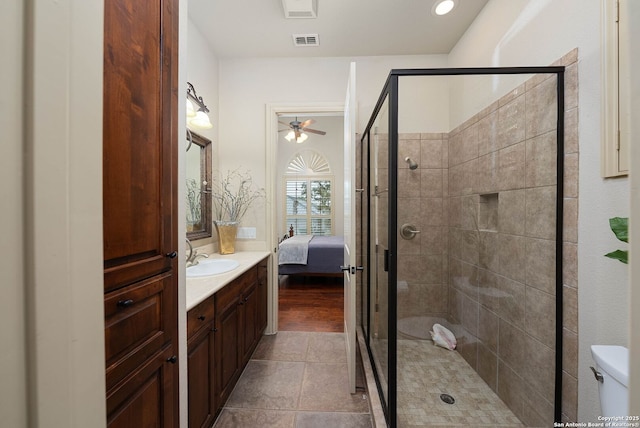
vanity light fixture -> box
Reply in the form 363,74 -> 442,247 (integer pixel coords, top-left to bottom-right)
432,0 -> 455,16
186,82 -> 213,129
186,99 -> 196,118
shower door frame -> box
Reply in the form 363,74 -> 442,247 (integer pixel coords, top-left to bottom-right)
360,66 -> 566,427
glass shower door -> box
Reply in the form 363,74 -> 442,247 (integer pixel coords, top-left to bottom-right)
367,94 -> 392,418
361,68 -> 566,428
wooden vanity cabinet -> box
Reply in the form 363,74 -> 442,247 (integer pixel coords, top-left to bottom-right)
213,270 -> 251,408
212,258 -> 269,415
187,296 -> 216,428
186,258 -> 269,425
256,259 -> 268,339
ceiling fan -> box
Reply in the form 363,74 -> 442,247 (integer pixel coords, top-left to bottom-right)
279,117 -> 326,143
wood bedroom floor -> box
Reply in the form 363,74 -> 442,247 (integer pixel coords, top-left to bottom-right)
278,275 -> 344,332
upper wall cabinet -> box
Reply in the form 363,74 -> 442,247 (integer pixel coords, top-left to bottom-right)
602,0 -> 631,177
103,0 -> 179,291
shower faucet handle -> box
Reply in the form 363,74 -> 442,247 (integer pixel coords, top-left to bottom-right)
400,223 -> 421,240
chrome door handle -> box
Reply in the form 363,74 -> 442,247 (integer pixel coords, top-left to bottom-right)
341,265 -> 364,274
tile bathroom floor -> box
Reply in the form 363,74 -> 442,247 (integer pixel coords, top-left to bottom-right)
213,331 -> 374,428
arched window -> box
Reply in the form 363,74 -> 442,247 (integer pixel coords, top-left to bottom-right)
284,150 -> 333,235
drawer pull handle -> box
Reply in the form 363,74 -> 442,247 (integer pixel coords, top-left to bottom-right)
117,299 -> 134,308
166,251 -> 178,259
198,315 -> 206,321
166,355 -> 177,364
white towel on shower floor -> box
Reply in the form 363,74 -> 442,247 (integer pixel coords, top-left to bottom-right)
430,323 -> 457,350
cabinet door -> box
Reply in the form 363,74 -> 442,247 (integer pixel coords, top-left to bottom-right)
214,302 -> 240,408
103,0 -> 179,293
241,280 -> 258,364
256,259 -> 268,336
106,345 -> 177,428
188,326 -> 215,428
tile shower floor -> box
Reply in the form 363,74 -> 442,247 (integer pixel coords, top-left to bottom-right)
213,331 -> 373,428
395,339 -> 523,427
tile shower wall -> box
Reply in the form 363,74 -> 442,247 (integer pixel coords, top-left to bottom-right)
396,133 -> 449,323
445,51 -> 579,426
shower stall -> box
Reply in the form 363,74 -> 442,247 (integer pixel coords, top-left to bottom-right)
359,67 -> 567,427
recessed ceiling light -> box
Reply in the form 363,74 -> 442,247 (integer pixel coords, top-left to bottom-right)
432,0 -> 455,16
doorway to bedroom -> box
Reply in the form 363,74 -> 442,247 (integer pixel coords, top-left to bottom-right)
273,111 -> 346,333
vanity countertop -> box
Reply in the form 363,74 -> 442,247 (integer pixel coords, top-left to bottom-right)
186,251 -> 271,311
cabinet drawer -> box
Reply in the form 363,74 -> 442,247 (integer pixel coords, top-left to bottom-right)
105,271 -> 176,390
215,267 -> 257,312
187,295 -> 215,339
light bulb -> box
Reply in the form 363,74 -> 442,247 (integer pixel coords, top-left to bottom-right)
296,133 -> 308,143
186,99 -> 196,118
189,111 -> 213,129
285,131 -> 295,142
433,0 -> 455,16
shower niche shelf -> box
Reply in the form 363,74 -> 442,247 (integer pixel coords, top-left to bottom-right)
478,193 -> 498,232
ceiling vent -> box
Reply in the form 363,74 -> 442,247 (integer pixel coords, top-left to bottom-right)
282,0 -> 317,18
292,34 -> 319,47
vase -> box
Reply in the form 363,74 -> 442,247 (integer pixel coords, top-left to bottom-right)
214,220 -> 239,254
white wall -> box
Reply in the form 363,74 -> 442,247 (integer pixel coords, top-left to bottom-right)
627,0 -> 640,416
449,0 -> 630,422
217,54 -> 448,245
20,0 -> 106,426
398,75 -> 450,133
186,18 -> 220,248
1,0 -> 27,426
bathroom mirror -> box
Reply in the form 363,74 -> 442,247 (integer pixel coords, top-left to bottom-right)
186,130 -> 212,240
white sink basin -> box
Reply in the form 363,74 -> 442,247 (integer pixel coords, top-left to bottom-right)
186,258 -> 240,277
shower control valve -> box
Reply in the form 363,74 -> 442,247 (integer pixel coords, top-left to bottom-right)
400,223 -> 421,240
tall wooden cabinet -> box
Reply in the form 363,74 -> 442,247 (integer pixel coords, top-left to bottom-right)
102,0 -> 179,426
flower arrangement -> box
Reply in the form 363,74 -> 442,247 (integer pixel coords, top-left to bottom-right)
211,168 -> 265,223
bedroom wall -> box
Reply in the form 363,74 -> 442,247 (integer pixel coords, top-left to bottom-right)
448,0 -> 629,423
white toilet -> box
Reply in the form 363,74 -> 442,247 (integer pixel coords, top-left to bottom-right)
590,345 -> 629,417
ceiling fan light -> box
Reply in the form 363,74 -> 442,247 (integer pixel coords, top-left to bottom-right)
189,111 -> 213,129
296,132 -> 308,143
285,131 -> 295,142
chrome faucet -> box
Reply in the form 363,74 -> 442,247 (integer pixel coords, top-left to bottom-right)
186,238 -> 208,267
